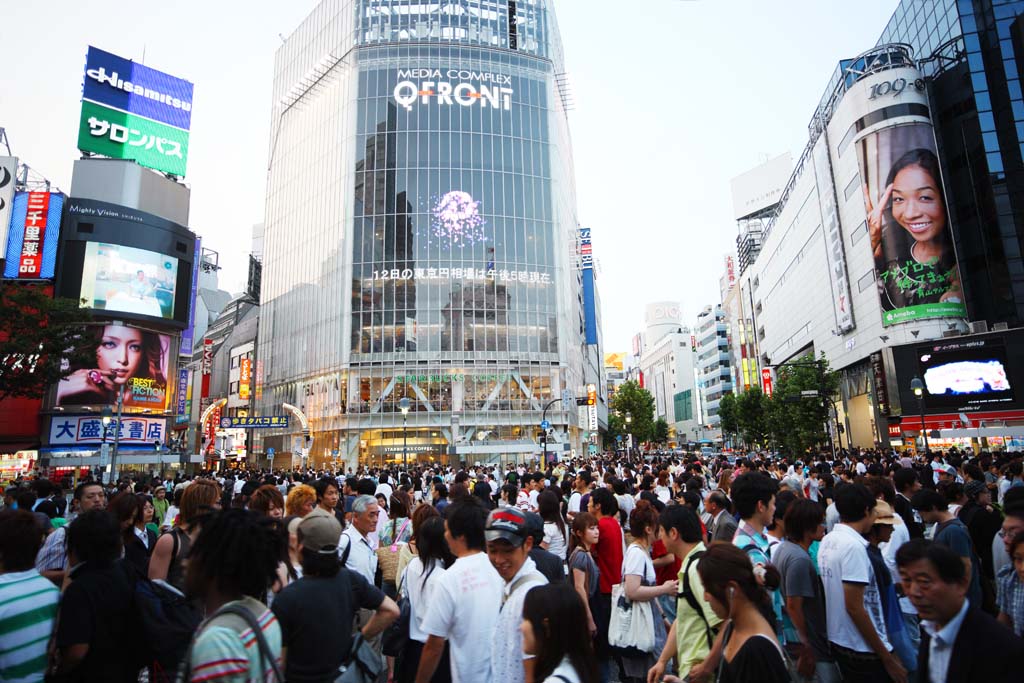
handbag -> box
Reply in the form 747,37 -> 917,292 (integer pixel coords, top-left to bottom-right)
337,633 -> 385,683
376,518 -> 411,584
382,567 -> 411,657
607,544 -> 655,656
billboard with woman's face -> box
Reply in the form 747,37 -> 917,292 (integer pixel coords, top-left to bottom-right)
55,323 -> 172,410
859,125 -> 967,326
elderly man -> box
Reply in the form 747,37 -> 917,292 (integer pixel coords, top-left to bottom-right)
340,494 -> 386,681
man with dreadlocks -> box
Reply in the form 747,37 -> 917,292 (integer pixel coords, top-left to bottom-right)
181,508 -> 286,682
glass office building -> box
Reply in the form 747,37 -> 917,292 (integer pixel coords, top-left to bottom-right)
256,0 -> 590,466
876,0 -> 1024,325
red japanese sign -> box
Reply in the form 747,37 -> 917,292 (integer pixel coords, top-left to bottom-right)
761,367 -> 774,397
18,192 -> 50,278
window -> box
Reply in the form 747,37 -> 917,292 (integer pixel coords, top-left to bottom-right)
858,270 -> 875,293
844,174 -> 862,201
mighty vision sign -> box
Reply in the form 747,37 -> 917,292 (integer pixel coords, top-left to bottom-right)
76,46 -> 194,177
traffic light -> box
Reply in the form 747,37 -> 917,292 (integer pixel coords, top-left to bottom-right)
586,384 -> 597,406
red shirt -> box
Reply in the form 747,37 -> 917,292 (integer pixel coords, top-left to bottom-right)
652,538 -> 683,584
595,515 -> 623,594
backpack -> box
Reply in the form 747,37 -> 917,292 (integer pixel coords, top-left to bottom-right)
676,550 -> 716,649
125,549 -> 202,683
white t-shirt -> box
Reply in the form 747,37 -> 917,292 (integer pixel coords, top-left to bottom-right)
808,478 -> 820,502
403,557 -> 447,643
543,521 -> 569,563
818,524 -> 891,653
623,543 -> 655,584
568,492 -> 582,516
543,655 -> 582,683
528,489 -> 540,511
880,520 -> 916,615
161,504 -> 179,529
615,494 -> 635,531
421,552 -> 503,683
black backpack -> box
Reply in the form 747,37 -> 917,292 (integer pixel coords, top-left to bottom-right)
126,535 -> 202,682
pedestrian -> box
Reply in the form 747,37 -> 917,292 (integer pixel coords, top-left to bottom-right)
249,484 -> 285,519
35,480 -> 106,585
521,583 -> 599,683
271,509 -> 400,682
128,493 -> 158,575
729,472 -> 786,641
313,476 -> 346,527
342,494 -> 380,584
692,542 -> 789,683
567,511 -> 601,639
396,503 -> 440,587
485,506 -> 548,683
896,538 -> 1024,682
647,504 -> 722,683
181,509 -> 285,682
911,489 -> 984,610
149,478 -> 222,592
773,498 -> 839,683
705,490 -> 737,543
286,483 -> 316,517
152,485 -> 169,527
619,500 -> 675,682
53,510 -> 142,682
0,509 -> 59,683
587,487 -> 623,683
818,484 -> 905,683
539,489 -> 569,566
416,497 -> 503,683
399,516 -> 454,683
995,529 -> 1024,636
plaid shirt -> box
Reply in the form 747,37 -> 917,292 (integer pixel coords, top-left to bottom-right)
34,525 -> 66,573
997,564 -> 1024,636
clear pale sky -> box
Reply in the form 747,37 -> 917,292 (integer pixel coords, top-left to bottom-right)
1,0 -> 897,353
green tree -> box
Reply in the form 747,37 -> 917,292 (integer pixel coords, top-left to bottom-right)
609,380 -> 656,444
766,353 -> 840,457
604,411 -> 625,450
736,388 -> 771,448
653,418 -> 670,445
0,282 -> 93,402
718,392 -> 739,444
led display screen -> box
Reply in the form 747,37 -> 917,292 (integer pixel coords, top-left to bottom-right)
919,343 -> 1014,409
80,242 -> 179,320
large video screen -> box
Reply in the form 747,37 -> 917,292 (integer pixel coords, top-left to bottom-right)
55,323 -> 172,410
79,242 -> 179,320
918,343 -> 1014,410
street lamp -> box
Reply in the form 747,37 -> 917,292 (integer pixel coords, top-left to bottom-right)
910,376 -> 928,453
399,397 -> 411,472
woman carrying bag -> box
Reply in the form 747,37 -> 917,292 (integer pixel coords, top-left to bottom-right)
611,500 -> 676,683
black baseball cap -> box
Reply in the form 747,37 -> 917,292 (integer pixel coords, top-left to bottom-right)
485,507 -> 529,547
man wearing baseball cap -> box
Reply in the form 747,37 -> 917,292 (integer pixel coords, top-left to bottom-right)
272,509 -> 399,682
485,506 -> 547,683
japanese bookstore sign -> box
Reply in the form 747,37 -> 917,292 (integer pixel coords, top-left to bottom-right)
77,46 -> 194,177
3,191 -> 64,279
49,415 -> 166,446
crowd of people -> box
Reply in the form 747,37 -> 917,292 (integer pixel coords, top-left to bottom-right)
1,445 -> 1023,683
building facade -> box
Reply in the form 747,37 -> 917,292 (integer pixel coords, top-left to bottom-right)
256,0 -> 594,467
695,305 -> 732,439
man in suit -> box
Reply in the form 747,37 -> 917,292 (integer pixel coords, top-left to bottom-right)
705,490 -> 737,543
896,538 -> 1024,682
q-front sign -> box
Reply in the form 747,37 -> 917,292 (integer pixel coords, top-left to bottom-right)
393,68 -> 514,112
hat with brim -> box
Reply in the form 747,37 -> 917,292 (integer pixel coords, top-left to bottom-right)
298,511 -> 343,554
873,500 -> 898,526
485,508 -> 528,547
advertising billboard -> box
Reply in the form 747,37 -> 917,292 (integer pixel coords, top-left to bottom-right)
3,192 -> 64,279
180,237 -> 201,356
56,198 -> 196,327
54,323 -> 173,411
78,46 -> 194,177
845,68 -> 967,327
79,242 -> 179,319
239,357 -> 251,400
0,156 -> 16,257
49,414 -> 166,446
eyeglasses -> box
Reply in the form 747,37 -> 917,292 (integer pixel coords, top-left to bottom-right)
999,528 -> 1022,542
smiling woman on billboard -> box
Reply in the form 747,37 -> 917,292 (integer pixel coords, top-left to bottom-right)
859,124 -> 967,326
56,323 -> 169,408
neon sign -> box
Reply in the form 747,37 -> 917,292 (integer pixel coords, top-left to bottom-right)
393,69 -> 513,112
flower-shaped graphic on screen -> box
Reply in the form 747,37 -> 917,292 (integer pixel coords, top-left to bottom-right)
431,190 -> 486,248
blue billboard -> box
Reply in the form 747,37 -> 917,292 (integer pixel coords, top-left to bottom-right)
83,46 -> 194,131
3,192 -> 64,279
580,228 -> 598,345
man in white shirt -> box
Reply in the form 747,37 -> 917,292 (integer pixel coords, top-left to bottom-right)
567,471 -> 590,521
340,495 -> 379,584
818,483 -> 906,683
417,498 -> 503,683
484,507 -> 547,683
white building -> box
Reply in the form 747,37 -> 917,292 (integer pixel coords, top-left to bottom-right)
695,304 -> 732,440
634,303 -> 699,444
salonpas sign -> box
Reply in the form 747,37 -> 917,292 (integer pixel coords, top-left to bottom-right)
393,68 -> 514,112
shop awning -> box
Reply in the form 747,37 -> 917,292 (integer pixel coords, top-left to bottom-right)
896,409 -> 1024,435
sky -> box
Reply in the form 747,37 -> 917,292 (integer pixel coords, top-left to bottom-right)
1,0 -> 898,354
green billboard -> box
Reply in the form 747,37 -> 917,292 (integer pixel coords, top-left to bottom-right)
77,100 -> 189,177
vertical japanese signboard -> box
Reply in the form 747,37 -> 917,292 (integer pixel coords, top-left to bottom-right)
176,367 -> 189,416
77,46 -> 194,177
0,157 -> 17,258
3,192 -> 64,279
180,238 -> 201,356
239,358 -> 251,401
579,228 -> 598,345
761,367 -> 774,397
200,338 -> 213,413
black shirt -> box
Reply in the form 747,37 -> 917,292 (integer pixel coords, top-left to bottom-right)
271,567 -> 386,683
56,560 -> 141,683
720,635 -> 790,683
529,547 -> 564,584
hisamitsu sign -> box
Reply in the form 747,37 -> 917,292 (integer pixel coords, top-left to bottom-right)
220,416 -> 289,429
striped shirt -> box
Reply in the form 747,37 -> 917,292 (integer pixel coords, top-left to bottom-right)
188,597 -> 282,683
0,570 -> 60,683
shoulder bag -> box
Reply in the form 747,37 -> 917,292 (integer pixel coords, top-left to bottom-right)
608,544 -> 655,656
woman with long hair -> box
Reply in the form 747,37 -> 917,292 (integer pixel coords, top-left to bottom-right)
149,478 -> 222,592
396,502 -> 440,583
539,489 -> 569,565
56,324 -> 168,406
249,484 -> 285,519
568,511 -> 600,638
620,500 -> 676,683
397,516 -> 454,683
717,467 -> 734,496
109,491 -> 149,575
521,583 -> 599,683
691,542 -> 789,683
250,485 -> 297,597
